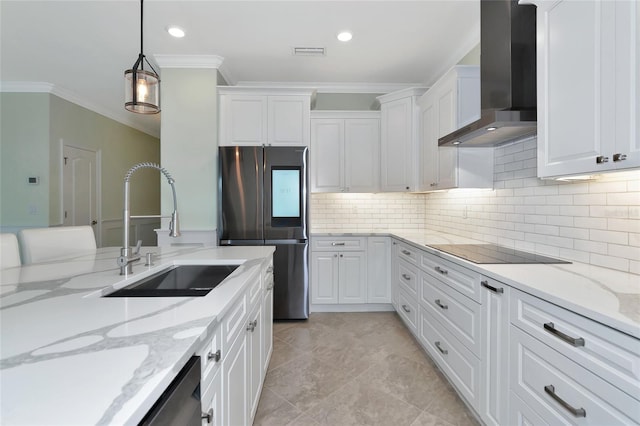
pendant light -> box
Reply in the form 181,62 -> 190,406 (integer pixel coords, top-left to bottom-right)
124,0 -> 160,114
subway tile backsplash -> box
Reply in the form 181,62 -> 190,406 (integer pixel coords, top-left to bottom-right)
310,137 -> 639,274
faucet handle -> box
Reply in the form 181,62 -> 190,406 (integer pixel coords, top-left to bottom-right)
134,240 -> 142,254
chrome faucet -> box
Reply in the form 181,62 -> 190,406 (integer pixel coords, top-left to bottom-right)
118,162 -> 180,275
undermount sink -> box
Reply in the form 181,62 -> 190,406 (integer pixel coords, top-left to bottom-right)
105,264 -> 239,297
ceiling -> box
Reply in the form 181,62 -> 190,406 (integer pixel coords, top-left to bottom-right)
0,1 -> 480,137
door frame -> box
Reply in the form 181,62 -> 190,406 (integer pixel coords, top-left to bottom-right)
60,141 -> 102,247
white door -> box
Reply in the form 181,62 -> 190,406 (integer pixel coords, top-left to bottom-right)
63,145 -> 99,244
220,95 -> 267,146
381,98 -> 413,192
344,118 -> 380,192
367,237 -> 391,303
338,251 -> 367,304
268,96 -> 310,146
310,119 -> 344,192
310,252 -> 339,304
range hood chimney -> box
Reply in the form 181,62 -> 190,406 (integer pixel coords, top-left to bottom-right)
439,0 -> 537,147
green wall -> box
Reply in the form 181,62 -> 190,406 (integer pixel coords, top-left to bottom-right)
0,92 -> 160,246
0,93 -> 51,227
314,93 -> 382,111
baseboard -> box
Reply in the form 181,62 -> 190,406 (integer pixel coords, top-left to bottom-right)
310,303 -> 395,313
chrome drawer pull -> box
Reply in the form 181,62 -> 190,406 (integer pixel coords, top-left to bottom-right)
401,249 -> 411,256
435,341 -> 448,355
543,322 -> 585,347
401,304 -> 411,313
266,266 -> 273,273
401,273 -> 411,281
435,299 -> 448,310
481,280 -> 504,294
434,266 -> 448,275
207,349 -> 221,362
332,242 -> 346,246
544,385 -> 586,417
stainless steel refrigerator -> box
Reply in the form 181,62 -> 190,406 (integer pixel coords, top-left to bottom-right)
218,146 -> 309,320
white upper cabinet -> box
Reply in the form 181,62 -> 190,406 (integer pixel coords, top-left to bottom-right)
528,0 -> 639,177
218,88 -> 314,147
378,88 -> 426,192
310,111 -> 380,193
418,66 -> 493,191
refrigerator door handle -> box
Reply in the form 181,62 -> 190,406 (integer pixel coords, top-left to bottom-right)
265,239 -> 308,245
220,239 -> 265,246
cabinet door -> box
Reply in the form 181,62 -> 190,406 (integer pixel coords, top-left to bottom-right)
390,241 -> 400,310
262,280 -> 274,373
420,97 -> 439,190
247,302 -> 262,420
310,119 -> 344,192
201,367 -> 223,426
220,95 -> 267,146
436,86 -> 458,189
338,251 -> 367,304
344,118 -> 380,192
536,0 -> 615,177
310,252 -> 339,304
268,96 -> 310,146
223,332 -> 247,426
367,237 -> 391,303
613,0 -> 640,169
480,278 -> 510,426
381,97 -> 414,191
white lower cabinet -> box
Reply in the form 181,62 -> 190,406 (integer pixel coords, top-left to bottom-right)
367,237 -> 391,303
222,327 -> 248,426
479,277 -> 510,426
199,259 -> 273,426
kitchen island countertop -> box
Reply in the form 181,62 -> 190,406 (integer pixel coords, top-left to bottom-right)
313,229 -> 640,339
0,245 -> 275,425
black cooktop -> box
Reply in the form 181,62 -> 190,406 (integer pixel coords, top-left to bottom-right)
426,244 -> 571,264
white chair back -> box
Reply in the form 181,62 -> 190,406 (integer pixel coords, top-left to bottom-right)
0,233 -> 22,268
18,226 -> 97,264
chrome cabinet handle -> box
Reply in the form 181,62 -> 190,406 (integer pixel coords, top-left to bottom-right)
596,155 -> 609,164
266,282 -> 274,290
544,385 -> 586,417
266,266 -> 273,273
435,299 -> 448,310
332,242 -> 346,246
613,153 -> 627,162
434,266 -> 448,275
207,349 -> 221,362
543,322 -> 585,347
401,304 -> 411,313
201,408 -> 214,424
247,319 -> 258,332
435,341 -> 448,355
401,273 -> 411,281
401,249 -> 411,256
481,280 -> 504,294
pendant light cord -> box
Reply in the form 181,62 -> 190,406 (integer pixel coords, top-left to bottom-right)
140,0 -> 144,70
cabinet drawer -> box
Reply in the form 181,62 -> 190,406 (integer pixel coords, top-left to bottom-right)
312,236 -> 365,251
510,288 -> 640,399
222,291 -> 248,353
510,326 -> 640,425
397,288 -> 418,334
420,273 -> 482,357
398,259 -> 419,297
421,251 -> 481,302
396,241 -> 419,264
198,324 -> 223,386
420,307 -> 480,408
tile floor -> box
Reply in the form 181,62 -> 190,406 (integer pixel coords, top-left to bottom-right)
254,312 -> 480,426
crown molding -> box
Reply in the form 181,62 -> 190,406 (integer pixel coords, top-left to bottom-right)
233,81 -> 421,94
1,81 -> 159,138
376,87 -> 428,103
154,54 -> 224,69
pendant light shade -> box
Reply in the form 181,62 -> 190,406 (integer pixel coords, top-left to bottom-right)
125,0 -> 160,114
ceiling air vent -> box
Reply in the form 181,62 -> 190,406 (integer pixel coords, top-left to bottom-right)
292,47 -> 326,56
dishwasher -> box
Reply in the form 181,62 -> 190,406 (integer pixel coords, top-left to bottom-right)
139,356 -> 202,425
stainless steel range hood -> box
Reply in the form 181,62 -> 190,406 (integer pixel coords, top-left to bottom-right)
439,0 -> 537,147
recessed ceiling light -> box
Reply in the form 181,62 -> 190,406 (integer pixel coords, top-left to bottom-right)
486,126 -> 497,132
167,26 -> 185,38
337,31 -> 353,42
453,141 -> 461,145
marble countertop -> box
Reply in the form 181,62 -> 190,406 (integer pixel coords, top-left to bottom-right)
313,229 -> 640,339
0,245 -> 275,425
